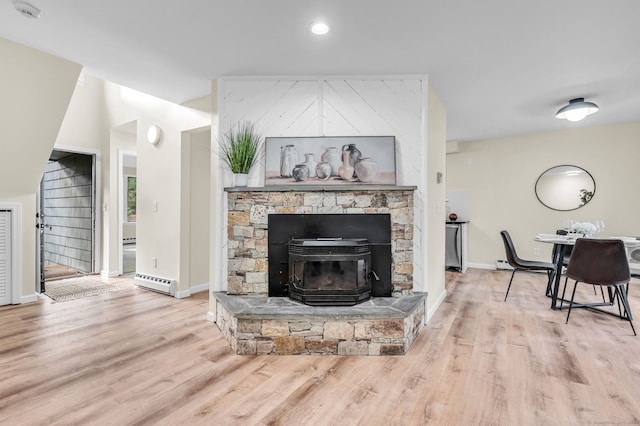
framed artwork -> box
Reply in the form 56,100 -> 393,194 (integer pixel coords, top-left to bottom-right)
264,136 -> 396,186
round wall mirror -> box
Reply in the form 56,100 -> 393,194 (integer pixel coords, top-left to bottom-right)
535,165 -> 595,211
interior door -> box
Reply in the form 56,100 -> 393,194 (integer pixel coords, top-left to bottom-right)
39,151 -> 96,288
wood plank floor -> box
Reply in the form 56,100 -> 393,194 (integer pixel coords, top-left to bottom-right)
1,270 -> 640,425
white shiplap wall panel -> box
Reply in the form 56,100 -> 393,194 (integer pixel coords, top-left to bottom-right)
321,79 -> 423,188
222,80 -> 319,137
322,80 -> 396,135
219,75 -> 428,292
221,79 -> 320,187
344,79 -> 422,138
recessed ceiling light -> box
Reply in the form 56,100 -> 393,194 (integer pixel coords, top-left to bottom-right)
13,1 -> 42,19
311,22 -> 330,35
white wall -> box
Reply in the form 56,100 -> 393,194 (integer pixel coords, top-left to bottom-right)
446,122 -> 640,268
102,83 -> 211,282
54,75 -> 212,287
0,38 -> 82,301
179,128 -> 211,296
425,86 -> 447,316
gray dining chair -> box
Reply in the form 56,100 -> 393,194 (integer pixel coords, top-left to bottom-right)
500,230 -> 556,301
555,229 -> 600,302
564,238 -> 635,335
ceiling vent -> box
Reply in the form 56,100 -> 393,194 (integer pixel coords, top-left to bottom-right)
13,1 -> 42,19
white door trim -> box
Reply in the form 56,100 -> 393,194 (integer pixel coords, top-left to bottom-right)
118,149 -> 137,276
0,203 -> 22,304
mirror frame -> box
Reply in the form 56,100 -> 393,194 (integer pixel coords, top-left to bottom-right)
535,165 -> 596,211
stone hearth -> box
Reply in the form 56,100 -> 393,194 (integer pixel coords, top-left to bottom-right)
214,292 -> 426,355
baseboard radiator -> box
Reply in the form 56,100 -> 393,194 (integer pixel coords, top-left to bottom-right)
496,259 -> 514,270
134,273 -> 176,296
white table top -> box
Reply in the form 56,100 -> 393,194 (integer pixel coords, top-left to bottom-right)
534,233 -> 640,277
534,234 -> 580,245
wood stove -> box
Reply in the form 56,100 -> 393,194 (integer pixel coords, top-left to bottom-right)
288,238 -> 372,306
268,214 -> 393,303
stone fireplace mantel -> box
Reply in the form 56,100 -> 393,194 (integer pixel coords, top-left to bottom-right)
225,185 -> 417,193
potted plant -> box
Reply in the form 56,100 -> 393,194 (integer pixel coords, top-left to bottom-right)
219,121 -> 263,186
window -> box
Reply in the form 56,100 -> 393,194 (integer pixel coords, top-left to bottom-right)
126,176 -> 136,222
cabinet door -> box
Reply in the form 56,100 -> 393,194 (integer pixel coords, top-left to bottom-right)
445,224 -> 461,268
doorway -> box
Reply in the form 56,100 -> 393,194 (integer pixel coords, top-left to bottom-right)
121,152 -> 137,275
38,150 -> 96,292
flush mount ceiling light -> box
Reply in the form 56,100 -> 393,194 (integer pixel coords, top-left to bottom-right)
310,22 -> 330,35
555,98 -> 599,122
13,1 -> 42,19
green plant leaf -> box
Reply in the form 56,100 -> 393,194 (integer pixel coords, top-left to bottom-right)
218,121 -> 264,174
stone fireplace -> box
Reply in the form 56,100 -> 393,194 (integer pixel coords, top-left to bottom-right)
225,187 -> 415,295
214,185 -> 426,355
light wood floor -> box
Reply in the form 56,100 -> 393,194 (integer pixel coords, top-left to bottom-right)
2,270 -> 640,425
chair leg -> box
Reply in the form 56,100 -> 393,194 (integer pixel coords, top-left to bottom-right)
615,288 -> 623,318
593,284 -> 598,296
546,270 -> 553,297
559,276 -> 569,309
504,270 -> 517,301
614,286 -> 626,318
616,284 -> 636,336
565,281 -> 579,324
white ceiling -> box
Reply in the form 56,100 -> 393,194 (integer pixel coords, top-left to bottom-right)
2,0 -> 639,142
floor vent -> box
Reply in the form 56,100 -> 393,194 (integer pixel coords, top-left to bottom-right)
134,273 -> 176,296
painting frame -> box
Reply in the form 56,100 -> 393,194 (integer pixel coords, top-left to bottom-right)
264,136 -> 396,186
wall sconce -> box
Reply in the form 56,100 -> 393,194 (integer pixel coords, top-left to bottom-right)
147,125 -> 162,145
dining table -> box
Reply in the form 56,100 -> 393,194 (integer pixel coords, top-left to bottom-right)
534,233 -> 640,310
534,233 -> 579,310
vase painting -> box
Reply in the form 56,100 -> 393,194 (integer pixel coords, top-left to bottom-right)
321,147 -> 342,176
264,136 -> 396,186
354,157 -> 378,182
338,151 -> 355,181
315,161 -> 332,180
342,143 -> 362,178
279,144 -> 298,178
301,153 -> 317,178
292,164 -> 309,182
